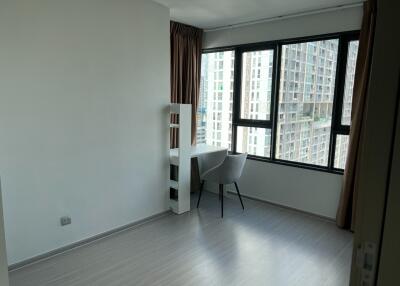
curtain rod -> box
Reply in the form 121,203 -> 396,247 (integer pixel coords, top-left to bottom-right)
204,2 -> 364,32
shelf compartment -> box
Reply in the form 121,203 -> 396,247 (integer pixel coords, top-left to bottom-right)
169,180 -> 179,190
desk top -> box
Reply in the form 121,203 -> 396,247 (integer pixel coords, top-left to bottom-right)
170,144 -> 228,158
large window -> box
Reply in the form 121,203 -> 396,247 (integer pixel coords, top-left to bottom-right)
235,48 -> 275,157
196,51 -> 235,150
333,40 -> 359,169
236,126 -> 271,157
341,41 -> 359,126
276,39 -> 338,166
197,32 -> 359,172
240,50 -> 274,121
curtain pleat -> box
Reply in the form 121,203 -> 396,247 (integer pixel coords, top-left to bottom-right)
170,21 -> 203,148
336,0 -> 377,230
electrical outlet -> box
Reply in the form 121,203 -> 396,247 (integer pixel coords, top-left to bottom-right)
60,216 -> 71,226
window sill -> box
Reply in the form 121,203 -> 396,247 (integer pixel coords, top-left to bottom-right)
241,154 -> 344,175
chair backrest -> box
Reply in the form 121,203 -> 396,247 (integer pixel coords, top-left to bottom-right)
206,153 -> 247,184
197,150 -> 228,178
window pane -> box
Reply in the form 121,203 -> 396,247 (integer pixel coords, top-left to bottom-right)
275,39 -> 339,166
196,51 -> 235,150
240,50 -> 274,120
334,135 -> 349,169
236,126 -> 271,157
341,40 -> 359,125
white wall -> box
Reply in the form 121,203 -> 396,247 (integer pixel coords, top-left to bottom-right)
236,162 -> 342,218
203,6 -> 362,219
0,0 -> 170,265
206,160 -> 343,219
203,6 -> 363,48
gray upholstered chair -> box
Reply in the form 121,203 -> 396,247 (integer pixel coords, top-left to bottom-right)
197,153 -> 247,217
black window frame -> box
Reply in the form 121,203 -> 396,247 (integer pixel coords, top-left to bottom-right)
201,30 -> 360,174
329,34 -> 360,171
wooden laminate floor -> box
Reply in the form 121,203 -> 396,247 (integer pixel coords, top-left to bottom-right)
9,192 -> 353,286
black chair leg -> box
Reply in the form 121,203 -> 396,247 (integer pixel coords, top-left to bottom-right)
234,182 -> 245,210
196,180 -> 205,208
219,184 -> 224,218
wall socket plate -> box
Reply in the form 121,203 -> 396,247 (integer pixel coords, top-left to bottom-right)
60,216 -> 71,226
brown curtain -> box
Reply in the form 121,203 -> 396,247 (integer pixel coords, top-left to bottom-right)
170,21 -> 203,148
336,0 -> 377,230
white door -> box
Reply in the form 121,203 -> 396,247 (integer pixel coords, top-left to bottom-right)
0,180 -> 9,286
349,0 -> 400,284
376,83 -> 400,285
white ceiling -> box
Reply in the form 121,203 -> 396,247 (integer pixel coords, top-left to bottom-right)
154,0 -> 363,30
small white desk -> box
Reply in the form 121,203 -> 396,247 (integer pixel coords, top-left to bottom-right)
169,145 -> 227,214
170,144 -> 228,164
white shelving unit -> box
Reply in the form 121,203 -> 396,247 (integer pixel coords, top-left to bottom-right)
169,104 -> 191,214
